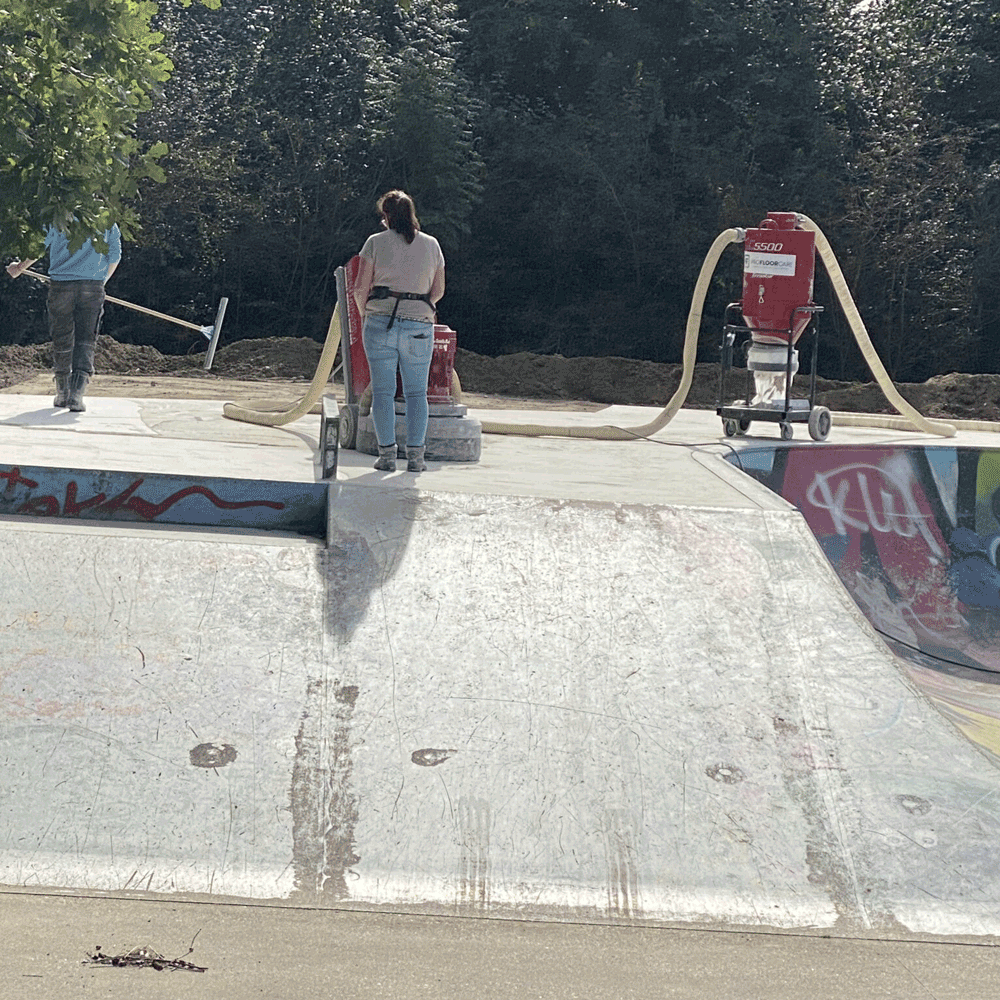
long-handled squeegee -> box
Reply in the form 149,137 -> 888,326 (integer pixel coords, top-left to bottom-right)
20,269 -> 228,371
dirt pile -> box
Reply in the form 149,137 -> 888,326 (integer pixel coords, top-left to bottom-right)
1,337 -> 999,420
0,337 -> 326,386
452,349 -> 1000,421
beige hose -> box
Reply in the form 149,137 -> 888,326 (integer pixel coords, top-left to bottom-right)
479,228 -> 744,440
222,222 -> 961,441
797,215 -> 956,438
832,412 -> 1000,433
222,304 -> 342,426
481,217 -> 961,441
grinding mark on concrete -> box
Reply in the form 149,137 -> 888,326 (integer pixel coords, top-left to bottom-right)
81,720 -> 113,855
290,679 -> 360,898
189,743 -> 237,768
411,748 -> 457,767
601,807 -> 641,919
374,535 -> 405,819
759,512 -> 873,932
458,797 -> 491,909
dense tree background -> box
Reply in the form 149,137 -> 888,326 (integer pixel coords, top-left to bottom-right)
2,0 -> 998,383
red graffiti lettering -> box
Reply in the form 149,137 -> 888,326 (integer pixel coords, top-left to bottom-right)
17,495 -> 60,516
123,484 -> 285,519
63,481 -> 107,516
3,474 -> 285,521
100,479 -> 144,515
1,466 -> 39,491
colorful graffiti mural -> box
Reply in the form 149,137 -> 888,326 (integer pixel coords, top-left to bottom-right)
731,443 -> 1000,760
731,445 -> 1000,680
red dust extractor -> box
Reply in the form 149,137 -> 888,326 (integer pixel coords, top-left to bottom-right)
717,212 -> 831,441
741,211 -> 816,344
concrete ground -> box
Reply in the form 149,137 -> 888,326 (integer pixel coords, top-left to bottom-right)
5,889 -> 1000,1000
2,390 -> 1000,996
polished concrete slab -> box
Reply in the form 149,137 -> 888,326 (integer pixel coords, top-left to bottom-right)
4,390 -> 1000,979
0,392 -> 782,506
5,389 -> 1000,501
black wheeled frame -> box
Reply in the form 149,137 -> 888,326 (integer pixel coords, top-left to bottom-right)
716,302 -> 831,442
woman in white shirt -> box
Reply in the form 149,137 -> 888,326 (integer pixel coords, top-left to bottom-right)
352,190 -> 445,473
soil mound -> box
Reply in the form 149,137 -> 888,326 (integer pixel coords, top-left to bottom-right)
1,336 -> 999,420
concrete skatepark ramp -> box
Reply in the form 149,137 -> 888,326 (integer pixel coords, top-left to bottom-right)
4,463 -> 1000,940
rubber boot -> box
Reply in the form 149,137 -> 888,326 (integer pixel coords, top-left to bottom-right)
68,371 -> 90,412
53,373 -> 71,408
374,444 -> 397,472
406,446 -> 426,473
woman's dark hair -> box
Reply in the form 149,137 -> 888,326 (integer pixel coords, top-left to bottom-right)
377,190 -> 420,244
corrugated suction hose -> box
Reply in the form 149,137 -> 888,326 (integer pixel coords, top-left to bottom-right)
479,217 -> 962,441
797,215 -> 956,438
222,224 -> 965,440
222,304 -> 342,426
478,228 -> 743,440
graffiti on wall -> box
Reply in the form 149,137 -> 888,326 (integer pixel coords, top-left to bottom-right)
732,445 -> 1000,678
1,463 -> 328,538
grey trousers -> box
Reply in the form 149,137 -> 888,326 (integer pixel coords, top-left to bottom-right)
46,279 -> 105,375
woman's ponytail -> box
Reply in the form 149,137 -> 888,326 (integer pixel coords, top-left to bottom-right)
377,190 -> 420,244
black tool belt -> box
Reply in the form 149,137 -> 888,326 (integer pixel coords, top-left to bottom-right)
367,286 -> 434,328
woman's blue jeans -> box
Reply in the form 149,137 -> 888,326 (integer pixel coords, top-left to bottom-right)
362,313 -> 434,448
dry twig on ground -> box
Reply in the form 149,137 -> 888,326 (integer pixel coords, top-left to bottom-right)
84,931 -> 207,972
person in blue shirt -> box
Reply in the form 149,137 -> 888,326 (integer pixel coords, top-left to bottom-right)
6,224 -> 122,412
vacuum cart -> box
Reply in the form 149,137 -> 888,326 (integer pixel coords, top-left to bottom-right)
716,212 -> 832,442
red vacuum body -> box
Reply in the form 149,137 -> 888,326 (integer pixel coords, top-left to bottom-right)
741,212 -> 816,344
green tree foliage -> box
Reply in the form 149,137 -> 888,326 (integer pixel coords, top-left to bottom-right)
135,0 -> 387,337
818,0 -> 991,381
5,0 -> 998,382
0,0 -> 218,259
923,0 -> 1000,372
449,0 -> 842,362
130,0 -> 480,341
449,0 -> 684,359
372,2 -> 481,248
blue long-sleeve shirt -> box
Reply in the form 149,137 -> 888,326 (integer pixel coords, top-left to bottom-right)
45,225 -> 122,281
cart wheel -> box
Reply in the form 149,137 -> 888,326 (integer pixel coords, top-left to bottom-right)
808,405 -> 832,442
723,418 -> 738,437
339,403 -> 358,449
738,416 -> 751,434
779,421 -> 794,441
